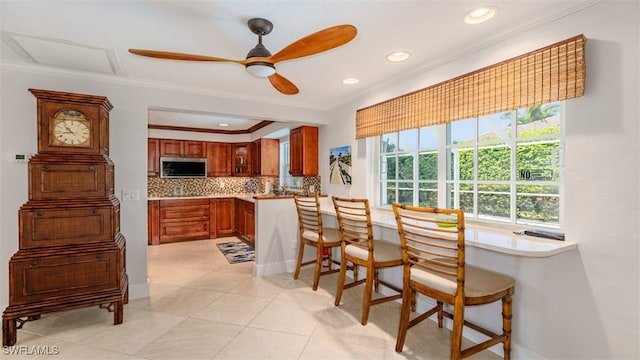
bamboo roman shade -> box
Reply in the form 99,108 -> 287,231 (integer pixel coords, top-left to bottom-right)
355,34 -> 586,139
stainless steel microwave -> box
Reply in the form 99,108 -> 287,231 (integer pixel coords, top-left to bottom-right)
160,157 -> 207,178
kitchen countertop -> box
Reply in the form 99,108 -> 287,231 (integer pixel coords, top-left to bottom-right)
147,193 -> 326,202
148,194 -> 258,203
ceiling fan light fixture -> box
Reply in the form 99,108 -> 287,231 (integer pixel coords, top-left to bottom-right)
246,62 -> 276,78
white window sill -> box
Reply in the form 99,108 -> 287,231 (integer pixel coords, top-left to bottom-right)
320,203 -> 577,258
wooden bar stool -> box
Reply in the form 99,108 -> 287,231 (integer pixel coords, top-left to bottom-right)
293,195 -> 342,290
392,203 -> 515,360
332,196 -> 403,325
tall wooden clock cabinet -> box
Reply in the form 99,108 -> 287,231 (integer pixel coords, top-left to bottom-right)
2,89 -> 128,346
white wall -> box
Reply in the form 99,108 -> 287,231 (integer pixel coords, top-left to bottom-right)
1,2 -> 638,359
0,66 -> 328,308
320,2 -> 639,359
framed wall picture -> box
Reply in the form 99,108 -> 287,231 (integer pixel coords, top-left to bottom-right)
329,145 -> 352,185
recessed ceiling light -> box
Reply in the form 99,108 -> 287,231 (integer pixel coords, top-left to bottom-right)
219,123 -> 229,127
342,77 -> 359,85
464,6 -> 497,24
386,51 -> 411,62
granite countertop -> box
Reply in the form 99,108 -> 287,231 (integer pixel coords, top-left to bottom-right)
148,193 -> 327,202
148,193 -> 258,202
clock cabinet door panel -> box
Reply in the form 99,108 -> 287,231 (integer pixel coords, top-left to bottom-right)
29,162 -> 112,200
20,207 -> 115,249
37,101 -> 103,155
9,251 -> 119,305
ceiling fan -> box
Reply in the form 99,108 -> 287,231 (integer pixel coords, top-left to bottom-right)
128,18 -> 357,95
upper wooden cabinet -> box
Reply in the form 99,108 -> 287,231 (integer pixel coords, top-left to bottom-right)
207,142 -> 232,177
289,126 -> 318,176
148,138 -> 160,177
252,138 -> 280,176
159,139 -> 206,158
232,143 -> 251,176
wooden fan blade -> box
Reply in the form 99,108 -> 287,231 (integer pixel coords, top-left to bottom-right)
268,73 -> 299,95
128,49 -> 244,63
268,25 -> 357,63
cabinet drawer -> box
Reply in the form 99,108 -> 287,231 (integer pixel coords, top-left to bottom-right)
9,251 -> 119,305
159,199 -> 210,222
29,162 -> 113,200
159,221 -> 210,243
20,205 -> 117,249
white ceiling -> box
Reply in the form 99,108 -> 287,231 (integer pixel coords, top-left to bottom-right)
0,0 -> 597,131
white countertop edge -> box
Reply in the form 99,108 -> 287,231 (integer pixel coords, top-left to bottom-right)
319,206 -> 577,258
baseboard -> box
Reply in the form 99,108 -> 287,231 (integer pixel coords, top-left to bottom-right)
127,280 -> 150,300
253,259 -> 296,276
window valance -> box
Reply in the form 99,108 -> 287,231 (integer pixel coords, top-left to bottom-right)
355,34 -> 586,139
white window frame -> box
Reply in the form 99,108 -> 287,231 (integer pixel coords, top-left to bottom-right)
371,102 -> 565,230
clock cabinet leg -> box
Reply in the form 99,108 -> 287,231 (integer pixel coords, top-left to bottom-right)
3,317 -> 17,347
113,300 -> 123,325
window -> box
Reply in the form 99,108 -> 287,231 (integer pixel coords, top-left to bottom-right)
377,102 -> 563,228
279,140 -> 302,189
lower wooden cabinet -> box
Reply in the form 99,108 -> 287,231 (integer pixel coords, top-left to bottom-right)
214,198 -> 236,237
147,197 -> 254,246
236,199 -> 255,247
148,200 -> 159,245
157,199 -> 210,243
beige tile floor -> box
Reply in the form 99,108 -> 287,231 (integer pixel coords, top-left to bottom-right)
5,238 -> 500,359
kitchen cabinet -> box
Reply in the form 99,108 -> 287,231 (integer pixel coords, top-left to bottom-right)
207,142 -> 232,177
232,143 -> 251,176
289,126 -> 318,176
148,200 -> 159,245
148,138 -> 160,177
159,139 -> 206,158
244,201 -> 255,246
235,199 -> 255,247
252,138 -> 280,176
213,198 -> 235,237
158,199 -> 210,243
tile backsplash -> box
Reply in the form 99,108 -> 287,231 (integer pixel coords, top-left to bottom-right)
148,176 -> 321,197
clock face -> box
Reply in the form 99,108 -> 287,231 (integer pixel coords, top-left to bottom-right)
51,110 -> 91,147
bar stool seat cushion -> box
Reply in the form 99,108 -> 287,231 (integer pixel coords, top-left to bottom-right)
302,227 -> 341,244
411,259 -> 515,298
345,240 -> 403,262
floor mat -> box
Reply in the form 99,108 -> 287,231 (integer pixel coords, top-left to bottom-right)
216,241 -> 255,264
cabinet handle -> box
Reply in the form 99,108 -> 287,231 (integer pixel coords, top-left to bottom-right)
30,261 -> 38,267
88,165 -> 94,170
92,209 -> 98,214
36,211 -> 43,217
96,254 -> 103,259
43,165 -> 49,170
